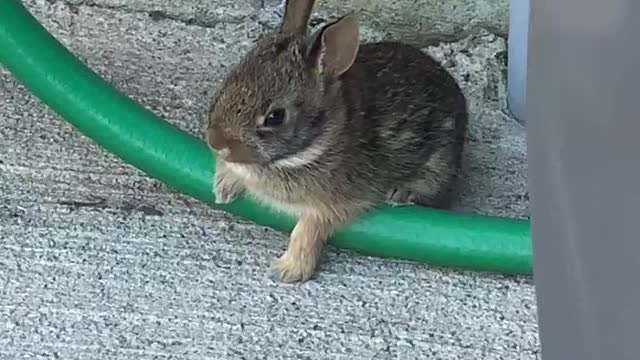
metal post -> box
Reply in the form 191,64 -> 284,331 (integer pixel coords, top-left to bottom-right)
527,0 -> 640,359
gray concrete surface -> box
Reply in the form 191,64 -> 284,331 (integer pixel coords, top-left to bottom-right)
53,0 -> 509,43
0,0 -> 536,359
299,0 -> 508,41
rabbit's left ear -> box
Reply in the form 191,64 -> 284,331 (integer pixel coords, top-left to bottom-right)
280,0 -> 316,35
306,15 -> 360,78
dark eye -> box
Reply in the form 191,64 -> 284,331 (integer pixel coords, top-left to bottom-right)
264,108 -> 286,127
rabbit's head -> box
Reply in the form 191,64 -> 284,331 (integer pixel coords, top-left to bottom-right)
207,0 -> 360,168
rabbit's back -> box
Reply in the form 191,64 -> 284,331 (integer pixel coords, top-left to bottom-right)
356,41 -> 467,156
337,41 -> 468,206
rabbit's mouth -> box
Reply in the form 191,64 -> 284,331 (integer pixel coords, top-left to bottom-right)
208,133 -> 259,165
220,147 -> 256,164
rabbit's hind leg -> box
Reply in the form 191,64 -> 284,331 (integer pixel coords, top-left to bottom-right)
385,149 -> 460,209
385,179 -> 451,209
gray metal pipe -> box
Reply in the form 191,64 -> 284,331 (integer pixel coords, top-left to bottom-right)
527,0 -> 640,359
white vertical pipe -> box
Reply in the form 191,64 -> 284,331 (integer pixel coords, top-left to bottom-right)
507,0 -> 530,124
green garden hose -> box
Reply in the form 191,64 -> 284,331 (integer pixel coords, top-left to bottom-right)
0,0 -> 532,275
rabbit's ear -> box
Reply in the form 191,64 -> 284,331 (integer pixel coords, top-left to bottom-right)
280,0 -> 316,35
307,15 -> 360,78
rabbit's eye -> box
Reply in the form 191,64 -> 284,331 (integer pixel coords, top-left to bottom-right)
264,108 -> 286,127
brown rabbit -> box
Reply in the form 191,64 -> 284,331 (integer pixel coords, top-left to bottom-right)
206,0 -> 468,283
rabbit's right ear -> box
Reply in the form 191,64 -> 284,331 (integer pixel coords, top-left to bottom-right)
306,15 -> 360,79
280,0 -> 316,35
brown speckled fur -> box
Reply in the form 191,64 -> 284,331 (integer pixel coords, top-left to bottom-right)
206,0 -> 468,283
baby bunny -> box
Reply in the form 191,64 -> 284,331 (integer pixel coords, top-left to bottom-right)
206,0 -> 468,283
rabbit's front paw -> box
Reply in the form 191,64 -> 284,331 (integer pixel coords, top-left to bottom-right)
213,167 -> 245,204
271,249 -> 318,283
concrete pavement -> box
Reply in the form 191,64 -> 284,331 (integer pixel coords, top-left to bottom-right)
0,1 -> 537,359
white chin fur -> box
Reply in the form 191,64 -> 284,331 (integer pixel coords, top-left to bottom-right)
225,163 -> 255,180
272,140 -> 328,169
